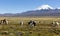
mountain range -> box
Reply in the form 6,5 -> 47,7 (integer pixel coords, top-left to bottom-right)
0,5 -> 60,17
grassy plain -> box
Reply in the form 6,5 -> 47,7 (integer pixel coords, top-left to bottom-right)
0,17 -> 60,36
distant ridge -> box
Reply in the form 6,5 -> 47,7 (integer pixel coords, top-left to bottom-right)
0,9 -> 60,17
0,5 -> 60,17
17,9 -> 60,17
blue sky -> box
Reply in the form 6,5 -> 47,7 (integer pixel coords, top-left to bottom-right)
0,0 -> 60,14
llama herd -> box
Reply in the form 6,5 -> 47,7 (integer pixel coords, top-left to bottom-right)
0,19 -> 60,27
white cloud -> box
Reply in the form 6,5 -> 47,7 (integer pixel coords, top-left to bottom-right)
36,5 -> 54,10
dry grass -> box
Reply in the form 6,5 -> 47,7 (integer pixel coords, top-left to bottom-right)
0,17 -> 60,36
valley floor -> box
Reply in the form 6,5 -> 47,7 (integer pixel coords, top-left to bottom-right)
0,17 -> 60,36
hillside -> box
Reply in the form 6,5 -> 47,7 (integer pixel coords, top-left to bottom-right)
0,9 -> 60,17
15,9 -> 60,17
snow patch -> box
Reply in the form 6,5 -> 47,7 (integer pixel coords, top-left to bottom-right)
36,5 -> 54,10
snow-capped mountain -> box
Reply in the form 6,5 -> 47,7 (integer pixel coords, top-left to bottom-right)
36,5 -> 54,10
0,5 -> 60,17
